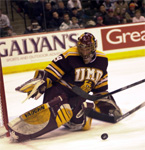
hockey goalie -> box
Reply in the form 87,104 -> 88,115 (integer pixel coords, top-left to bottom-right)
0,32 -> 122,142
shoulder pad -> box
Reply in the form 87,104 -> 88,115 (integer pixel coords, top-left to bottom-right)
96,50 -> 107,58
62,47 -> 79,58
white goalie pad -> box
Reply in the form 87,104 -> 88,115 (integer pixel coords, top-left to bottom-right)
8,103 -> 51,135
0,126 -> 8,137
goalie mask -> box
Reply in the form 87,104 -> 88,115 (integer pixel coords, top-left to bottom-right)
77,32 -> 97,64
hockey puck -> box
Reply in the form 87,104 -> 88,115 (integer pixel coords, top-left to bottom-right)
101,133 -> 108,140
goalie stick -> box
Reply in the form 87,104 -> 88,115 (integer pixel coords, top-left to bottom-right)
60,79 -> 145,123
17,78 -> 145,123
70,79 -> 145,101
85,101 -> 145,123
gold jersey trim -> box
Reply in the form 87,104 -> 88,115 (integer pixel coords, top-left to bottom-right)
96,50 -> 107,58
94,81 -> 108,89
51,62 -> 65,76
62,47 -> 107,59
63,47 -> 80,58
45,68 -> 61,80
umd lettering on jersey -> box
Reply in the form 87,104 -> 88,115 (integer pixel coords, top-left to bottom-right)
75,68 -> 103,84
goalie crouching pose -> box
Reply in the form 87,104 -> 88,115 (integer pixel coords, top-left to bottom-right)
2,32 -> 122,142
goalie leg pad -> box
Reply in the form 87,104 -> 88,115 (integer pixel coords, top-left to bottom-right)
82,101 -> 95,130
8,94 -> 73,142
64,101 -> 95,131
50,96 -> 73,127
82,117 -> 92,131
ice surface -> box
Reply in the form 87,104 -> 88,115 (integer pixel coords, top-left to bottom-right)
0,56 -> 145,150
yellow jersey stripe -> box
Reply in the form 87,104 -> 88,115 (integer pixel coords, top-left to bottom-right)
63,47 -> 79,58
51,62 -> 65,76
99,74 -> 108,82
96,51 -> 107,58
102,74 -> 108,79
94,81 -> 108,89
47,65 -> 62,78
63,52 -> 79,58
45,68 -> 60,80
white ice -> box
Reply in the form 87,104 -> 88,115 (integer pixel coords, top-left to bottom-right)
0,56 -> 145,150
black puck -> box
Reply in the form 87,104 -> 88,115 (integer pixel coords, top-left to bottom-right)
101,133 -> 108,140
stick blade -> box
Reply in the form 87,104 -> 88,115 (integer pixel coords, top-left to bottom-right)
85,108 -> 116,123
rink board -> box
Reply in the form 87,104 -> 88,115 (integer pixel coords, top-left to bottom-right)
0,22 -> 145,74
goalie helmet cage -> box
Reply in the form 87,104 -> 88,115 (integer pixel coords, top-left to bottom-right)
0,56 -> 9,136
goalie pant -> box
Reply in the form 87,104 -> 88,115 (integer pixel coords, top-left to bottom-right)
8,94 -> 74,142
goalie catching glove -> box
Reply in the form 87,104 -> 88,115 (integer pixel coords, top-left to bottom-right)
15,70 -> 52,100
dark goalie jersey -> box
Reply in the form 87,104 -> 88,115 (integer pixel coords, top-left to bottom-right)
44,46 -> 108,96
